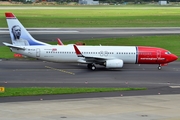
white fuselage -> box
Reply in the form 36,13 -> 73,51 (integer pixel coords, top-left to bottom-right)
11,45 -> 137,64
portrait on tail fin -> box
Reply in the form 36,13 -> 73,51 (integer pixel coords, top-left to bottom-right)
11,25 -> 29,46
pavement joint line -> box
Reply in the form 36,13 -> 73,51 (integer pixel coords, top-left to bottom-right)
45,66 -> 75,75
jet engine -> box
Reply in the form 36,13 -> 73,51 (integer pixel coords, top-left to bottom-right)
105,59 -> 123,68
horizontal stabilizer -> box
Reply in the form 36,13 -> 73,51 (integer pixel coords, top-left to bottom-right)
3,42 -> 25,50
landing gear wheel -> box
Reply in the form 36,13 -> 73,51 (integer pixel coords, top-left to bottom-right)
158,66 -> 162,70
91,65 -> 96,71
87,64 -> 96,71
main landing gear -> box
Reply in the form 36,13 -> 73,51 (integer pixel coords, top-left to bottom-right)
87,64 -> 96,71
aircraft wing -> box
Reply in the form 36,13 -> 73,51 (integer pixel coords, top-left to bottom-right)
73,45 -> 114,63
3,42 -> 25,50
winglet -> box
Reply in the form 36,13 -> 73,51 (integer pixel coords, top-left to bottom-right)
57,38 -> 64,45
73,45 -> 84,57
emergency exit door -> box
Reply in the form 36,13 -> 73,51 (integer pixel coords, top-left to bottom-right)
36,48 -> 40,57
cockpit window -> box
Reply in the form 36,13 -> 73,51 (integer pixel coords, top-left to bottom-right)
165,51 -> 171,54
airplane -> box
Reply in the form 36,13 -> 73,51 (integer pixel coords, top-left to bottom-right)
3,12 -> 178,71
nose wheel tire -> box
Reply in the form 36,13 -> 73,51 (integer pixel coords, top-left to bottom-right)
158,66 -> 162,70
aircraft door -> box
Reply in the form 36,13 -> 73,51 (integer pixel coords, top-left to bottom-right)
99,51 -> 108,57
104,51 -> 108,56
36,48 -> 40,57
157,50 -> 161,61
100,51 -> 103,56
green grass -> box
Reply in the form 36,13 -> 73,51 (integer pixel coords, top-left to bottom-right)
1,6 -> 180,27
1,35 -> 180,59
0,87 -> 146,97
0,46 -> 14,59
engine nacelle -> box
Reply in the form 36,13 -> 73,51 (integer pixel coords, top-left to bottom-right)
105,59 -> 123,68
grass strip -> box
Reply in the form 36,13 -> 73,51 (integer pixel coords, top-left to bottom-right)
0,87 -> 146,97
1,7 -> 180,27
0,46 -> 14,59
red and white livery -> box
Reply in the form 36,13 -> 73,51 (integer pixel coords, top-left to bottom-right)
3,12 -> 178,70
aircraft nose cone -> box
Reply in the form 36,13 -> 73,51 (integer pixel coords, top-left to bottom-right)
172,54 -> 178,61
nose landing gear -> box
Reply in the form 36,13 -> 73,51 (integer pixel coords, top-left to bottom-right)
158,63 -> 168,70
158,65 -> 162,70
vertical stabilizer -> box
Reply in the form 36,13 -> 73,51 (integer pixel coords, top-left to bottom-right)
5,12 -> 50,46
